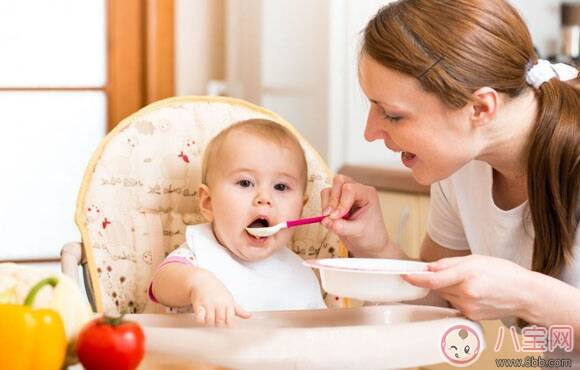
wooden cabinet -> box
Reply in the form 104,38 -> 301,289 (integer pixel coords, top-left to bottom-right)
377,190 -> 429,259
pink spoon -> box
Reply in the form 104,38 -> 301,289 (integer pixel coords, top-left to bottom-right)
246,214 -> 349,237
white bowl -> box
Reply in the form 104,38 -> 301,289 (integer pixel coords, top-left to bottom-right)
304,258 -> 430,302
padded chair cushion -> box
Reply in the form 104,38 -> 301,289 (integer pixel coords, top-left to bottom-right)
76,96 -> 345,313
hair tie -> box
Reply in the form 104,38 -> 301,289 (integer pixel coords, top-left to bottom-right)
526,59 -> 579,89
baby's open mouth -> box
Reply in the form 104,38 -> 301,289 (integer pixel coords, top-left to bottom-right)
246,217 -> 270,240
248,218 -> 269,228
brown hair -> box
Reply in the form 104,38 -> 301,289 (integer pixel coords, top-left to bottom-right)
363,0 -> 579,279
201,118 -> 308,190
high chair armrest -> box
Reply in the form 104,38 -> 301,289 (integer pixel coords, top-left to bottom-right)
60,241 -> 83,284
60,241 -> 97,311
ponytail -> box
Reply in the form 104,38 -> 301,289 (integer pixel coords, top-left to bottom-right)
526,77 -> 580,278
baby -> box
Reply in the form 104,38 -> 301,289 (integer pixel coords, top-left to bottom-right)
149,119 -> 326,326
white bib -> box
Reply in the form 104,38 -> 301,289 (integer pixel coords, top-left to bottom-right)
186,224 -> 326,312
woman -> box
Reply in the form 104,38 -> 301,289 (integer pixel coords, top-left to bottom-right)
321,0 -> 580,360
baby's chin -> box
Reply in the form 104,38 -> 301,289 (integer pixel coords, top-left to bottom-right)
228,247 -> 268,262
229,239 -> 288,262
213,225 -> 292,261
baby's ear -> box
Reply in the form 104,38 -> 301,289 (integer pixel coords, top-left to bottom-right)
197,184 -> 213,222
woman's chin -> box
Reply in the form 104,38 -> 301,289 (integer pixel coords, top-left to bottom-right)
409,164 -> 453,186
409,168 -> 434,186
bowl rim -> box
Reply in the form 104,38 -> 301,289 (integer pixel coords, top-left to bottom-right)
303,258 -> 431,275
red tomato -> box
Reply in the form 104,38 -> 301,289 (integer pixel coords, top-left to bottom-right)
76,316 -> 145,370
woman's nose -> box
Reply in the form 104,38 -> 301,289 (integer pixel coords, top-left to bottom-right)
364,113 -> 382,142
364,110 -> 391,143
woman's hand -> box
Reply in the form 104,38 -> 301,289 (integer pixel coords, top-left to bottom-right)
321,175 -> 396,258
188,268 -> 251,327
404,255 -> 531,321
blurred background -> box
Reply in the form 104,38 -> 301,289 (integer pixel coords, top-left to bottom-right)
0,0 -> 578,266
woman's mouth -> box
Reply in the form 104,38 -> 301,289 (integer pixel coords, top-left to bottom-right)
401,151 -> 418,168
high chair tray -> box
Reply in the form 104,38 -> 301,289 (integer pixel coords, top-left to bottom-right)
128,304 -> 485,370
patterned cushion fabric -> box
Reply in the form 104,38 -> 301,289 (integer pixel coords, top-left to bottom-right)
75,96 -> 345,314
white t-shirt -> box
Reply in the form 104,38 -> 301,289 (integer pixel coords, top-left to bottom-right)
428,160 -> 580,367
169,223 -> 326,312
429,160 -> 580,286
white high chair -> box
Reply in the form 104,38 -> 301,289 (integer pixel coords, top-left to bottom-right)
62,96 -> 485,370
62,96 -> 346,314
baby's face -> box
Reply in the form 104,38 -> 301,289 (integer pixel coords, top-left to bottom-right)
203,132 -> 306,262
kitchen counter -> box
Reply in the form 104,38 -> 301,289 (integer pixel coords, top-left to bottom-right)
338,164 -> 429,195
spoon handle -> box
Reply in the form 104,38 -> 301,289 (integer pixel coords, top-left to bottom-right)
287,213 -> 350,228
286,215 -> 326,228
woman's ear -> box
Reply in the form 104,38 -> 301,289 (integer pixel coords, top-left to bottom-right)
197,184 -> 213,222
470,87 -> 499,128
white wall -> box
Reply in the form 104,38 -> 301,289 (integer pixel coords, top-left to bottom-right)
181,1 -> 569,172
510,0 -> 562,57
340,0 -> 401,170
175,0 -> 225,96
225,0 -> 331,162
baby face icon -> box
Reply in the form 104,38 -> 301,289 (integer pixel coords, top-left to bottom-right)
441,324 -> 481,366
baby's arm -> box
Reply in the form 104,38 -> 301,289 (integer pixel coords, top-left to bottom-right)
149,246 -> 251,326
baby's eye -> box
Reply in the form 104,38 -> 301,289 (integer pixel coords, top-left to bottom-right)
274,183 -> 289,192
237,179 -> 253,188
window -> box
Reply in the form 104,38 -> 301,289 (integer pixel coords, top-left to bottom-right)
0,0 -> 174,262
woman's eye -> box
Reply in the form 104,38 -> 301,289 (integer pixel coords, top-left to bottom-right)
237,179 -> 253,188
274,183 -> 289,191
376,105 -> 402,122
382,111 -> 402,122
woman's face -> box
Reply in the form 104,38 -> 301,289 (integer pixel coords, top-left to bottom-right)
358,53 -> 480,185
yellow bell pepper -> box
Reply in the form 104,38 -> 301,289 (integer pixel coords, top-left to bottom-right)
0,277 -> 67,370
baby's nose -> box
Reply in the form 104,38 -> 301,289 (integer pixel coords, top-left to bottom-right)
254,190 -> 273,206
257,198 -> 272,206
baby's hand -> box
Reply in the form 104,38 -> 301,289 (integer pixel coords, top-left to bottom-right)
188,268 -> 251,327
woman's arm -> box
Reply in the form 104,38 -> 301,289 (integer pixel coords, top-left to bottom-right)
522,271 -> 580,352
321,176 -> 471,261
405,254 -> 580,352
420,235 -> 471,261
